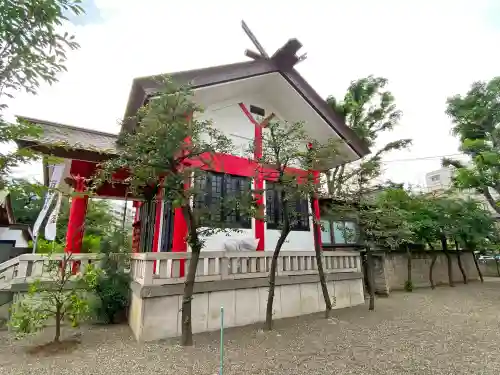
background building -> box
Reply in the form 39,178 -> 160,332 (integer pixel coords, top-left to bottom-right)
425,166 -> 500,220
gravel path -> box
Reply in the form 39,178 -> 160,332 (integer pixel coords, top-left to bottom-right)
1,281 -> 500,375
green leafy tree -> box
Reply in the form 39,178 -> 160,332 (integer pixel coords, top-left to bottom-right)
84,230 -> 130,324
257,120 -> 340,330
9,253 -> 90,343
407,193 -> 443,288
448,198 -> 498,283
93,77 -> 256,346
444,77 -> 500,214
0,0 -> 84,188
356,188 -> 413,309
325,76 -> 411,197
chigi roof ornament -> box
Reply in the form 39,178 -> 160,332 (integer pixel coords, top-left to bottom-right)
241,20 -> 307,69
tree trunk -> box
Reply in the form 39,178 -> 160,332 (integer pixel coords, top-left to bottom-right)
54,304 -> 61,343
365,247 -> 375,311
309,197 -> 332,318
405,246 -> 412,292
440,235 -> 454,287
265,229 -> 290,331
454,241 -> 467,284
496,258 -> 500,277
426,240 -> 437,289
334,165 -> 345,196
483,188 -> 500,214
471,251 -> 484,283
429,252 -> 438,289
180,205 -> 202,346
180,244 -> 200,346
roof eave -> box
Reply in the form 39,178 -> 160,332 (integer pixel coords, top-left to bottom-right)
121,59 -> 279,133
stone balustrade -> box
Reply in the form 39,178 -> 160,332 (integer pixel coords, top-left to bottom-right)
130,250 -> 362,286
0,253 -> 103,289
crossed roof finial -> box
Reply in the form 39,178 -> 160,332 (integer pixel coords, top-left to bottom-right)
241,20 -> 307,68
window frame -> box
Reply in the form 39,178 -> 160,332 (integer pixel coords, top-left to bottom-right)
193,171 -> 252,229
321,219 -> 358,245
265,181 -> 310,231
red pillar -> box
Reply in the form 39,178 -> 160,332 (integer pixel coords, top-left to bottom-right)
65,175 -> 88,254
171,181 -> 188,277
239,103 -> 265,251
131,201 -> 141,253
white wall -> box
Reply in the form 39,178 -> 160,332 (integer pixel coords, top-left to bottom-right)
197,98 -> 256,158
193,98 -> 314,252
0,227 -> 29,247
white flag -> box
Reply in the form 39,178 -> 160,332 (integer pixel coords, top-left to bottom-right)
33,163 -> 65,236
45,192 -> 62,241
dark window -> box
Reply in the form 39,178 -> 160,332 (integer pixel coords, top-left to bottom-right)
160,198 -> 174,252
193,171 -> 251,228
266,181 -> 310,231
139,199 -> 156,252
249,105 -> 265,117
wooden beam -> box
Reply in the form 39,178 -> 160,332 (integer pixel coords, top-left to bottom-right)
244,49 -> 264,60
241,20 -> 269,58
271,38 -> 303,64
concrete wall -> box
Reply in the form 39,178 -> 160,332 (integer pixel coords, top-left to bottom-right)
372,251 -> 479,295
129,273 -> 364,342
479,259 -> 500,277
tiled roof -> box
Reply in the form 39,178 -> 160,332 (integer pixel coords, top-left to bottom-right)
16,116 -> 118,154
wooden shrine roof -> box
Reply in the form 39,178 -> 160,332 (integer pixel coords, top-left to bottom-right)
15,116 -> 119,162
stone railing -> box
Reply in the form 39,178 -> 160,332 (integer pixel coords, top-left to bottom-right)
131,251 -> 361,286
0,253 -> 103,288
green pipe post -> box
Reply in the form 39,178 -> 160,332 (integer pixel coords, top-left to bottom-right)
219,306 -> 224,375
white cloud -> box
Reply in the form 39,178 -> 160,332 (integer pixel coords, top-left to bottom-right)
7,0 -> 500,186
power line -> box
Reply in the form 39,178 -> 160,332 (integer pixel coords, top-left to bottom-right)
381,153 -> 464,163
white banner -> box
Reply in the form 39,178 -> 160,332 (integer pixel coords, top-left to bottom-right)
44,192 -> 62,241
33,163 -> 65,237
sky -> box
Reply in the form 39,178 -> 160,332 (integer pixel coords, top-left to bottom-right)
6,0 -> 500,188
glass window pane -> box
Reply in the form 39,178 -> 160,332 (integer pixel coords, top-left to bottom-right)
344,221 -> 357,243
333,221 -> 346,244
320,220 -> 332,244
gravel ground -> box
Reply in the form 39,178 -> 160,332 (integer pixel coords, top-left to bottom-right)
1,281 -> 500,375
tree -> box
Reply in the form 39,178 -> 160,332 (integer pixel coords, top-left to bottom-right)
258,120 -> 339,329
356,188 -> 413,309
9,252 -> 90,343
325,76 -> 411,197
93,77 -> 255,346
448,198 -> 498,283
444,77 -> 500,214
0,0 -> 83,188
84,230 -> 131,324
407,194 -> 443,289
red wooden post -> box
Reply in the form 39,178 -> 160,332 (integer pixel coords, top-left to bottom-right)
238,103 -> 266,251
132,202 -> 141,253
65,175 -> 89,272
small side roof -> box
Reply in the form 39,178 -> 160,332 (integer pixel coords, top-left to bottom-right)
15,116 -> 119,162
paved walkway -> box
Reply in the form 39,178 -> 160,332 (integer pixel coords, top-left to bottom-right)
1,281 -> 500,374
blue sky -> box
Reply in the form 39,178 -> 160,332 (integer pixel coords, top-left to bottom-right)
7,0 -> 500,187
64,0 -> 103,26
